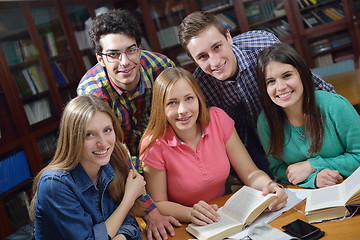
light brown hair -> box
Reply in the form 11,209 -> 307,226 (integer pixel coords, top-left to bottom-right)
140,67 -> 210,156
30,95 -> 144,219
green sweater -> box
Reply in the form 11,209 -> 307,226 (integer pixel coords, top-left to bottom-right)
257,91 -> 360,188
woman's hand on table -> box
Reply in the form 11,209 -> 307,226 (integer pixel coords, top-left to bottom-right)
190,200 -> 221,226
316,169 -> 343,188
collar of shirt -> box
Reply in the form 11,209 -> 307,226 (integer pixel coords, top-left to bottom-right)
71,163 -> 114,193
231,44 -> 251,75
164,125 -> 208,147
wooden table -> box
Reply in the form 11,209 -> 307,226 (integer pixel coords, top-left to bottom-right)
323,69 -> 360,106
155,193 -> 360,240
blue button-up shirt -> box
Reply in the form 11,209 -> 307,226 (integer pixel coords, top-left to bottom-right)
34,163 -> 141,240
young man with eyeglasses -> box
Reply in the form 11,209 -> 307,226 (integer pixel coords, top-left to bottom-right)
77,9 -> 180,240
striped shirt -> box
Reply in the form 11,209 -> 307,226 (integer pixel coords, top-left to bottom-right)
77,50 -> 175,157
193,30 -> 335,144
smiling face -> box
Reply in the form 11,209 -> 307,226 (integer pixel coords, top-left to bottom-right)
186,26 -> 238,81
265,61 -> 304,112
80,111 -> 116,175
96,33 -> 141,92
165,78 -> 200,137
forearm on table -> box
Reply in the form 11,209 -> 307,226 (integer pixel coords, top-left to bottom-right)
243,169 -> 273,190
154,201 -> 192,223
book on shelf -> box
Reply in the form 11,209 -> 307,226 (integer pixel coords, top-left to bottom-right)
301,0 -> 311,7
0,151 -> 31,194
314,53 -> 333,67
322,8 -> 342,21
297,0 -> 305,9
305,167 -> 360,224
186,186 -> 277,240
23,98 -> 51,125
310,11 -> 325,24
245,4 -> 262,24
310,38 -> 331,54
176,52 -> 193,66
216,13 -> 238,31
1,41 -> 23,65
156,25 -> 180,49
74,30 -> 91,50
19,39 -> 38,62
303,12 -> 321,28
260,0 -> 276,19
37,131 -> 57,156
201,0 -> 233,13
308,0 -> 317,5
5,191 -> 31,229
14,71 -> 33,97
329,7 -> 344,18
315,9 -> 333,23
21,68 -> 38,95
27,65 -> 48,93
50,62 -> 69,86
42,30 -> 58,57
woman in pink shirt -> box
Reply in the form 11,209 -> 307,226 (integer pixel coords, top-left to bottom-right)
139,67 -> 287,226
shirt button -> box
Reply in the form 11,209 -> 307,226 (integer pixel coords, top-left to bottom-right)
96,202 -> 99,206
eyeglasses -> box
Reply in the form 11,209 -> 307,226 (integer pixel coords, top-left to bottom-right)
99,47 -> 141,63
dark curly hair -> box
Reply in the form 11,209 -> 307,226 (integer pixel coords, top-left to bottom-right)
89,9 -> 142,54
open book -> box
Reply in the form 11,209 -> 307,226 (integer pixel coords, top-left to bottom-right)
186,186 -> 277,240
305,167 -> 360,223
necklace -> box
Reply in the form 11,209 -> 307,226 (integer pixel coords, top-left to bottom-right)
288,119 -> 305,140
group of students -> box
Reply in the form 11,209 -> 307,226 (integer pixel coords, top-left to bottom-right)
30,9 -> 360,240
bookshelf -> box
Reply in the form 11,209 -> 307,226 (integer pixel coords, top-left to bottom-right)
0,0 -> 359,238
0,0 -> 122,238
290,0 -> 359,69
232,0 -> 360,69
137,0 -> 195,71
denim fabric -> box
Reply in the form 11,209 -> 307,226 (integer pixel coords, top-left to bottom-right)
34,164 -> 141,240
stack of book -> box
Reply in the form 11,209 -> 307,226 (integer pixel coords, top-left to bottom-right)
157,26 -> 180,49
0,151 -> 31,194
215,13 -> 238,31
23,97 -> 52,125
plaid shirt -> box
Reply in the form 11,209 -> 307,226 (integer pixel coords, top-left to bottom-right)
194,30 -> 335,144
77,50 -> 175,157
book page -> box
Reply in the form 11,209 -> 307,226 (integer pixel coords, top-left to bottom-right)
306,167 -> 360,212
229,188 -> 308,239
186,211 -> 243,239
343,167 -> 360,200
222,186 -> 275,223
305,185 -> 343,211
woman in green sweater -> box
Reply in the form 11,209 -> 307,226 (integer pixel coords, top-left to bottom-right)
256,43 -> 360,188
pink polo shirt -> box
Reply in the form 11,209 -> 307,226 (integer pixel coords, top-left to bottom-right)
140,107 -> 234,207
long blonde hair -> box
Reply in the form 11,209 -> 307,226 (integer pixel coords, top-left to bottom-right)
30,95 -> 144,219
140,67 -> 210,156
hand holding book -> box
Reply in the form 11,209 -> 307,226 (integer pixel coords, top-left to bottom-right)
186,186 -> 278,240
190,200 -> 221,226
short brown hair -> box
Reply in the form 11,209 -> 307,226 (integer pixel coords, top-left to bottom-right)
178,11 -> 227,56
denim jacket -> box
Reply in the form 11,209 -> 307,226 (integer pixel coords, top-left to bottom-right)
34,163 -> 141,240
